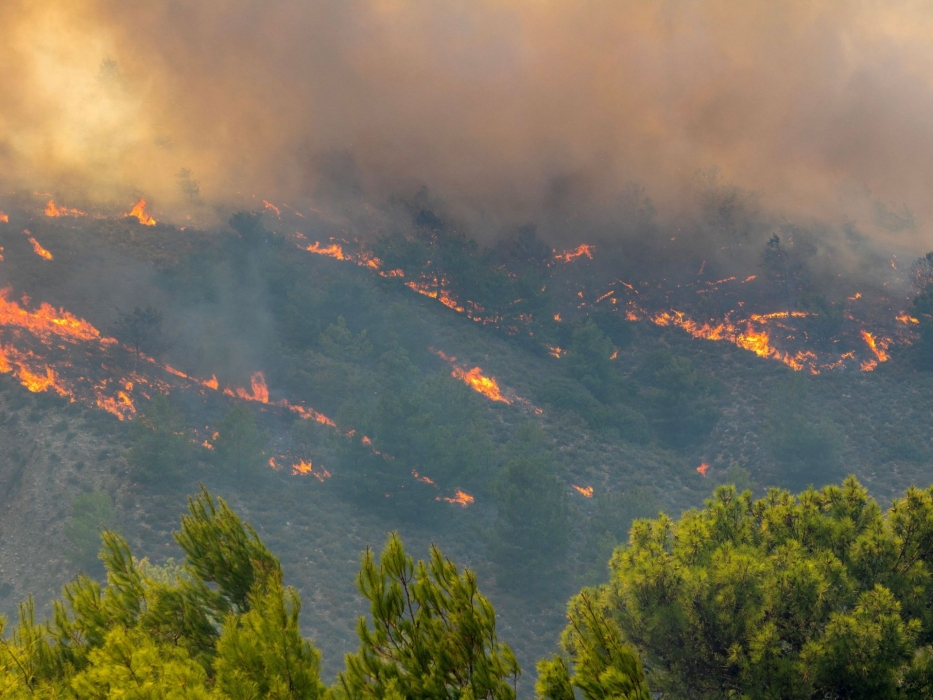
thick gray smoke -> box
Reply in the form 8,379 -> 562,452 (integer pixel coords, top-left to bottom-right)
2,0 -> 933,249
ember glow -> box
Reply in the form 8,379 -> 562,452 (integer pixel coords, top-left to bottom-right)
0,212 -> 8,223
125,199 -> 156,226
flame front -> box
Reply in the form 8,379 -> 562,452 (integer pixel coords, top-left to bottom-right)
0,212 -> 8,223
125,199 -> 156,226
572,484 -> 594,497
0,288 -> 102,343
697,463 -> 710,476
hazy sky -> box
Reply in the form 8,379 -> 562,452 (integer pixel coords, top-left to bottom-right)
3,0 -> 933,244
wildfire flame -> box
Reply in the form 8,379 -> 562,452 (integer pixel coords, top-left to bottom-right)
697,463 -> 710,477
45,200 -> 87,218
23,231 -> 53,260
291,459 -> 331,481
436,489 -> 474,507
555,244 -> 595,263
0,212 -> 8,223
306,241 -> 346,260
0,288 -> 102,343
572,484 -> 594,498
263,200 -> 281,218
412,470 -> 436,485
235,372 -> 270,403
860,330 -> 890,363
125,199 -> 156,226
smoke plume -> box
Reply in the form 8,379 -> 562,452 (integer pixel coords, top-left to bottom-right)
3,0 -> 933,246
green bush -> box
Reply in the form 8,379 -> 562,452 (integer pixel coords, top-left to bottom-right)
583,479 -> 933,699
635,351 -> 722,448
126,395 -> 194,482
488,428 -> 570,590
766,377 -> 841,489
212,404 -> 268,479
64,491 -> 116,573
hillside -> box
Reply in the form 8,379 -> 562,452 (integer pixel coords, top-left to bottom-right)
0,194 -> 931,687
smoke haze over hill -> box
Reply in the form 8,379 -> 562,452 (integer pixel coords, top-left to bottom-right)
3,0 -> 933,247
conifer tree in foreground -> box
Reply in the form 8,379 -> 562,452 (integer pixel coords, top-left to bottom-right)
568,477 -> 933,699
0,486 -> 545,699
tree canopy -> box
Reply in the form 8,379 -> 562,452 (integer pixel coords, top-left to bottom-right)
575,478 -> 933,699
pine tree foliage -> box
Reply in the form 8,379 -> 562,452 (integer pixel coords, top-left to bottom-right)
586,477 -> 933,699
536,590 -> 649,700
0,488 -> 323,700
337,532 -> 520,700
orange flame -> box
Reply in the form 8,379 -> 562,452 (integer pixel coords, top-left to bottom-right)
235,372 -> 270,403
125,199 -> 156,226
306,241 -> 346,260
23,231 -> 53,260
0,212 -> 8,223
412,470 -> 436,485
263,200 -> 281,218
95,391 -> 136,420
432,348 -> 513,403
451,366 -> 512,404
0,288 -> 102,343
436,489 -> 474,507
860,330 -> 890,363
696,463 -> 709,476
555,244 -> 595,263
292,459 -> 331,481
572,484 -> 594,498
45,200 -> 87,217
